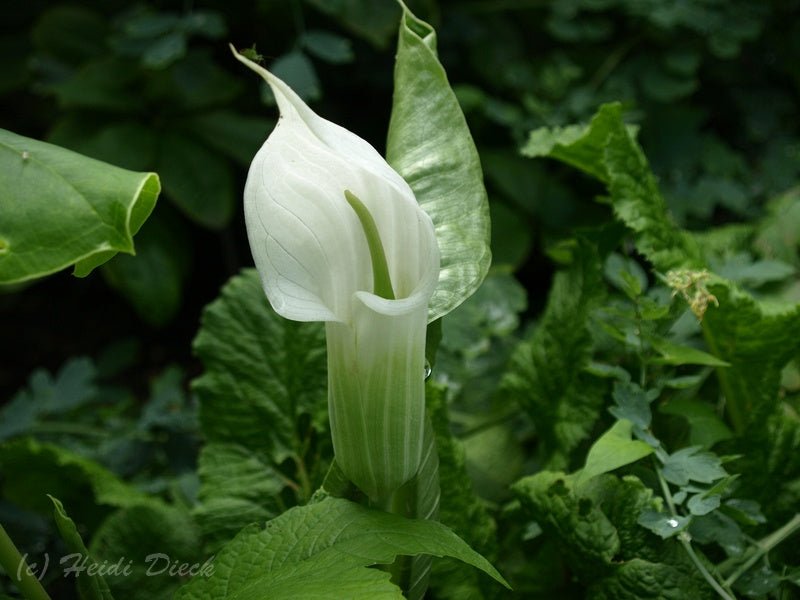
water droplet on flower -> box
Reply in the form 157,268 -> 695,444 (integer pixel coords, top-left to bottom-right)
424,360 -> 432,380
667,518 -> 679,528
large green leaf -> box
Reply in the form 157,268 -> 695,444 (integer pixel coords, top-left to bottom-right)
386,4 -> 491,322
513,471 -> 619,574
192,268 -> 327,462
191,269 -> 329,538
192,443 -> 285,550
174,496 -> 508,600
702,281 -> 800,432
588,558 -> 715,600
0,128 -> 159,283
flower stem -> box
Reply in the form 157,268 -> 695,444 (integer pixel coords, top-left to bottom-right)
376,481 -> 417,588
0,524 -> 51,600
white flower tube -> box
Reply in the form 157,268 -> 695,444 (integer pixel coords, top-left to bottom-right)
231,47 -> 440,500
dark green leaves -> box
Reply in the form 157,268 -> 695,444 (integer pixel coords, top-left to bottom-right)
89,503 -> 204,600
175,497 -> 508,600
301,30 -> 354,64
0,357 -> 96,442
102,212 -> 190,326
156,132 -> 234,229
501,240 -> 606,470
0,438 -> 148,520
515,472 -> 644,571
305,0 -> 400,49
387,4 -> 491,322
426,382 -> 499,599
513,472 -> 712,599
0,129 -> 159,283
702,281 -> 800,432
522,103 -> 702,272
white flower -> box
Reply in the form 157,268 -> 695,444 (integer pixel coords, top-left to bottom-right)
232,47 -> 440,500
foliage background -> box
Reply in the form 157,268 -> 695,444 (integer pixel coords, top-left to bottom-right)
1,0 -> 799,598
2,0 -> 798,395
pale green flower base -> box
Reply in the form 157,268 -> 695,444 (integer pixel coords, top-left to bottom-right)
326,297 -> 428,501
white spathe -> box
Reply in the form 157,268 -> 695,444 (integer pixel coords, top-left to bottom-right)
232,48 -> 440,500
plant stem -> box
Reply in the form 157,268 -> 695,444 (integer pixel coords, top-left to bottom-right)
680,536 -> 737,600
721,513 -> 800,588
654,458 -> 677,515
654,462 -> 736,600
372,481 -> 417,590
372,416 -> 439,600
293,454 -> 312,501
0,524 -> 51,600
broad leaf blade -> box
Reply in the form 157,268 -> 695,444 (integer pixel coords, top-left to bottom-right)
522,122 -> 613,183
192,269 -> 327,462
650,339 -> 731,367
512,471 -> 620,572
661,446 -> 728,487
386,5 -> 491,322
702,281 -> 800,431
192,443 -> 285,550
175,496 -> 508,600
191,269 -> 329,540
0,128 -> 159,283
